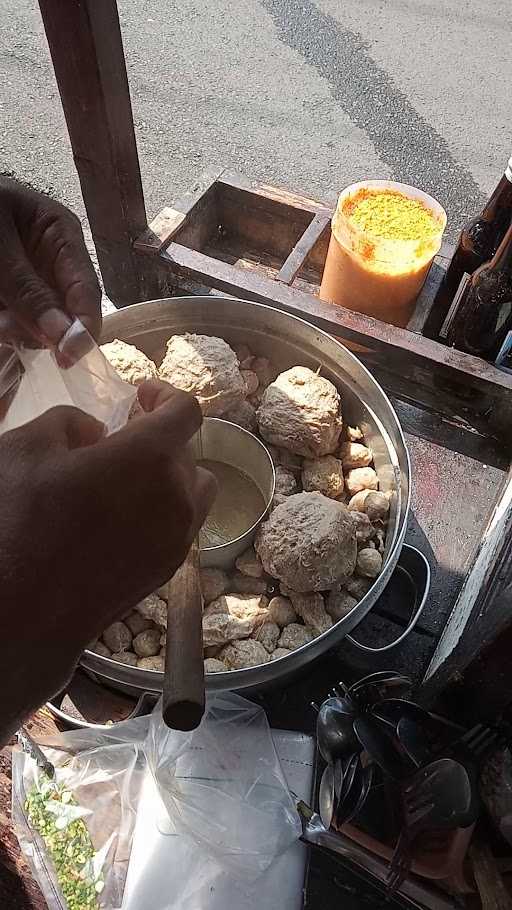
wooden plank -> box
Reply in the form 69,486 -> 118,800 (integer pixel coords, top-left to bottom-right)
134,169 -> 223,254
37,0 -> 157,307
277,214 -> 331,285
421,469 -> 512,705
218,171 -> 332,217
158,243 -> 512,436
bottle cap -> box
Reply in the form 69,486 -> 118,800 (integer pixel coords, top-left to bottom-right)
506,156 -> 512,182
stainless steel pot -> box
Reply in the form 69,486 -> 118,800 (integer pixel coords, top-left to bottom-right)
81,297 -> 410,695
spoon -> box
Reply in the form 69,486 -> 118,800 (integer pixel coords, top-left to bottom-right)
372,697 -> 433,730
334,755 -> 364,829
353,714 -> 405,780
345,762 -> 375,825
316,701 -> 361,764
397,716 -> 432,769
319,764 -> 335,830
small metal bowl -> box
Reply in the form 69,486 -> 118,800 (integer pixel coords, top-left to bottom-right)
192,417 -> 275,570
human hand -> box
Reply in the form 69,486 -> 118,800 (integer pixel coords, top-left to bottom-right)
0,176 -> 101,346
0,381 -> 216,742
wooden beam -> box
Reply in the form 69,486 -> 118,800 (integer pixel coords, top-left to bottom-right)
277,213 -> 331,286
38,0 -> 157,306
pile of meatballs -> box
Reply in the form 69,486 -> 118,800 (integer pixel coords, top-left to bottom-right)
90,334 -> 391,673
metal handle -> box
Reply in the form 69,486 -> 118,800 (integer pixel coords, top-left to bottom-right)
346,546 -> 431,653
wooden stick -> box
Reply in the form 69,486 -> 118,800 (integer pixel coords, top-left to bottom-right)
162,541 -> 205,731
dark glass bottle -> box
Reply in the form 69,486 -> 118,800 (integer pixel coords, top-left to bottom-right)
429,156 -> 512,336
447,222 -> 512,360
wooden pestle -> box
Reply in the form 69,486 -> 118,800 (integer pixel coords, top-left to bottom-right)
162,538 -> 205,731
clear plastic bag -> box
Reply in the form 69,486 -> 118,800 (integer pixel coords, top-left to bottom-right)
145,692 -> 302,879
0,319 -> 136,436
12,721 -> 149,910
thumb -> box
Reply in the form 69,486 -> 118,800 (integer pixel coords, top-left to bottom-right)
23,405 -> 105,450
0,214 -> 71,344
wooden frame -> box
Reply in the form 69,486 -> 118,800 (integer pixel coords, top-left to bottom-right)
133,169 -> 512,442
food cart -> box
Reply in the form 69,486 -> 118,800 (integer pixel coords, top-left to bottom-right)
1,1 -> 512,907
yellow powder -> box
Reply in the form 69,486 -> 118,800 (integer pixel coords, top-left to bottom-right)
344,189 -> 439,242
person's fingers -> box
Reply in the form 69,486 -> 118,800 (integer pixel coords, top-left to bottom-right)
137,378 -> 186,413
0,222 -> 72,344
41,211 -> 102,341
23,406 -> 105,450
122,385 -> 203,452
0,309 -> 38,346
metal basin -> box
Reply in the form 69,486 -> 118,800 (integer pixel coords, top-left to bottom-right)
81,296 -> 410,695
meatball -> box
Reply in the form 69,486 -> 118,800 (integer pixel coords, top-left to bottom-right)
235,547 -> 264,578
135,592 -> 167,628
257,367 -> 342,458
200,568 -> 229,605
255,492 -> 357,592
204,658 -> 228,674
271,648 -> 292,661
275,466 -> 298,496
302,455 -> 344,499
278,623 -> 315,650
356,548 -> 383,579
101,338 -> 158,386
219,639 -> 270,670
137,656 -> 164,671
253,621 -> 281,653
267,596 -> 297,628
241,370 -> 259,396
251,357 -> 278,389
91,641 -> 111,658
225,399 -> 257,432
133,628 -> 161,657
345,467 -> 379,497
159,334 -> 245,417
326,590 -> 358,622
340,442 -> 373,471
125,612 -> 154,637
202,593 -> 268,646
229,573 -> 268,595
111,651 -> 138,666
364,492 -> 390,522
102,621 -> 132,653
289,592 -> 332,634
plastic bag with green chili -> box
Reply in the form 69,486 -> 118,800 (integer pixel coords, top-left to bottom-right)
12,727 -> 147,910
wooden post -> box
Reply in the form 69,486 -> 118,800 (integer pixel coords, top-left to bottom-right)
38,0 -> 158,306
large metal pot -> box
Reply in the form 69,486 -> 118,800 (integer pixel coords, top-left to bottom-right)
81,297 -> 410,695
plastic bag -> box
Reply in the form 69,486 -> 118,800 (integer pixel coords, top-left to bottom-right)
12,720 -> 149,910
0,319 -> 136,436
145,692 -> 302,879
122,728 -> 314,910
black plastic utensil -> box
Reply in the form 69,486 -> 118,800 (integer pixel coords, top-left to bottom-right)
333,759 -> 345,801
353,714 -> 406,780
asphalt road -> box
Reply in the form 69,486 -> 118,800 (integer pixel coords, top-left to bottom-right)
0,0 -> 510,259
